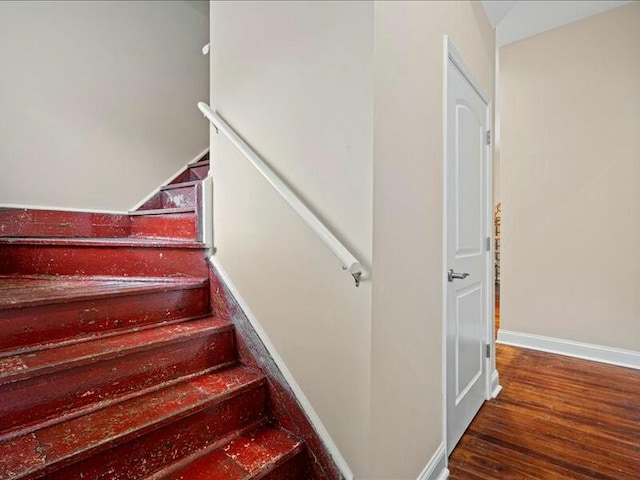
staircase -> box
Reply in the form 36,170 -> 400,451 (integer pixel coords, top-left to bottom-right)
0,153 -> 316,479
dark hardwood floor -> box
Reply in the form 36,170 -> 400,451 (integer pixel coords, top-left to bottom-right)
449,344 -> 640,479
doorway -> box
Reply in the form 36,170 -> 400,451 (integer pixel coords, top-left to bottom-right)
443,38 -> 495,456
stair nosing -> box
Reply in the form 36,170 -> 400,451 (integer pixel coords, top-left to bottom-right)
129,207 -> 196,216
160,181 -> 200,192
0,314 -> 214,360
0,237 -> 204,248
4,367 -> 266,480
189,159 -> 210,168
0,317 -> 233,386
0,277 -> 207,311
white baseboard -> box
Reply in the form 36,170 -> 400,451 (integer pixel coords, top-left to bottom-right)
0,203 -> 128,215
417,443 -> 449,480
497,330 -> 640,370
491,370 -> 502,398
129,147 -> 209,211
208,256 -> 354,480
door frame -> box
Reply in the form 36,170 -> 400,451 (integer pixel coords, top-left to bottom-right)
441,35 -> 501,458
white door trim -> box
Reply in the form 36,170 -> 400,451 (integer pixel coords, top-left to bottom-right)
441,35 -> 498,460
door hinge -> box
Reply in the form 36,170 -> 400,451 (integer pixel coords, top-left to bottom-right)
486,236 -> 491,251
486,130 -> 491,145
486,344 -> 491,358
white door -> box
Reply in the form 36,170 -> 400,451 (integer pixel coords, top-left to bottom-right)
446,56 -> 490,455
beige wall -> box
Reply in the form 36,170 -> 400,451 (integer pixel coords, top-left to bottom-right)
0,1 -> 208,211
500,3 -> 640,350
371,1 -> 494,478
209,1 -> 494,477
209,1 -> 373,475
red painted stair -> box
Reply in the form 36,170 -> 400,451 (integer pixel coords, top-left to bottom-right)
152,425 -> 307,480
0,276 -> 210,354
0,150 -> 333,479
0,237 -> 208,278
0,368 -> 268,480
0,317 -> 236,440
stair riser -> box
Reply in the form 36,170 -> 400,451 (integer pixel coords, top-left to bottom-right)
0,245 -> 208,278
0,331 -> 236,437
34,387 -> 267,480
0,210 -> 130,239
171,167 -> 208,185
138,194 -> 164,211
162,186 -> 196,209
189,165 -> 209,180
130,214 -> 197,240
0,287 -> 209,353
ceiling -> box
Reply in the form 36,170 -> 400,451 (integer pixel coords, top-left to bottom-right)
481,0 -> 633,47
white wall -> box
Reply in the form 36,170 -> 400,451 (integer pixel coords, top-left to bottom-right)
500,3 -> 640,351
0,1 -> 209,211
209,1 -> 494,478
209,1 -> 373,476
372,2 -> 494,477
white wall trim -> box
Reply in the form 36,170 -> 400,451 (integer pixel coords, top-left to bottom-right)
0,203 -> 129,215
129,147 -> 209,212
441,34 -> 451,460
417,443 -> 450,480
446,39 -> 490,104
491,370 -> 502,398
497,330 -> 640,370
208,255 -> 354,480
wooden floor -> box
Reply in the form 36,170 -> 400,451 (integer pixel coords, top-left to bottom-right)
449,344 -> 640,479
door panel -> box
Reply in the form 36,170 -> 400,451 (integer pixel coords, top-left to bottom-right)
455,284 -> 483,405
455,103 -> 483,256
446,57 -> 489,455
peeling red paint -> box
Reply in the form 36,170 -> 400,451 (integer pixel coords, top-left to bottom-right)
0,434 -> 46,479
0,241 -> 208,278
0,319 -> 236,439
209,264 -> 342,480
0,209 -> 130,239
0,150 -> 325,479
0,277 -> 209,353
157,426 -> 307,480
130,213 -> 197,240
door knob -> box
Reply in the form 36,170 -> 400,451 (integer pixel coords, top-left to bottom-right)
448,269 -> 470,282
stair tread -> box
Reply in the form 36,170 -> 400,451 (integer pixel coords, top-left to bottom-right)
0,367 -> 265,480
130,207 -> 196,216
161,181 -> 200,191
0,317 -> 231,385
156,426 -> 304,480
0,236 -> 203,248
0,276 -> 206,310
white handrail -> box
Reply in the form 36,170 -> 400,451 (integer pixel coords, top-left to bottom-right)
198,102 -> 365,287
